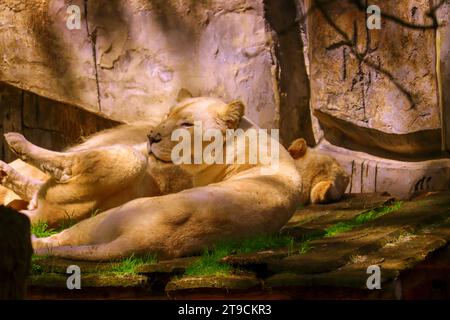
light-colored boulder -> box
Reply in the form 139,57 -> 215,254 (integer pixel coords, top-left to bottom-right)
317,140 -> 450,199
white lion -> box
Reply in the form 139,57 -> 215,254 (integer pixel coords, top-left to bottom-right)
0,95 -> 348,261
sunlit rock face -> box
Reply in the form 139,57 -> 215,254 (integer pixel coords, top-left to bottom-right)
305,0 -> 448,159
0,1 -> 98,117
297,0 -> 450,197
0,0 -> 311,145
91,0 -> 278,127
1,0 -> 449,197
438,1 -> 450,152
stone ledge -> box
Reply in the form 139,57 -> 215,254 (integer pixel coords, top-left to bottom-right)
26,191 -> 450,299
135,257 -> 196,275
318,140 -> 450,199
165,274 -> 261,292
29,273 -> 148,288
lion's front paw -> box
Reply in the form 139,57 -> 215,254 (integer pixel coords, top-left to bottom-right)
310,180 -> 334,204
4,133 -> 31,160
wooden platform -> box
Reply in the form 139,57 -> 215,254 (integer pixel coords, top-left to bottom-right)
27,191 -> 450,300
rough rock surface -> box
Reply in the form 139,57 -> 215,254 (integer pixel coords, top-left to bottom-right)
26,192 -> 450,299
317,140 -> 450,199
1,0 -> 448,197
437,0 -> 450,152
0,0 -> 310,145
306,0 -> 449,157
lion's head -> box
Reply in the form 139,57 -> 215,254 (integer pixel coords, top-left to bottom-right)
148,96 -> 245,163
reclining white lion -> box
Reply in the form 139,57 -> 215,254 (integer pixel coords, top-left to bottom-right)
0,95 -> 348,261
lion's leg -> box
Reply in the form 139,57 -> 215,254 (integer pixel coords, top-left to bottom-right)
4,133 -> 73,182
33,238 -> 131,261
32,208 -> 134,261
32,166 -> 302,261
0,160 -> 44,202
20,143 -> 151,227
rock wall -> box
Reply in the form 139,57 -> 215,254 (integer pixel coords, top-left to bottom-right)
0,0 -> 449,198
438,0 -> 450,152
0,0 -> 311,145
304,0 -> 449,160
299,0 -> 450,197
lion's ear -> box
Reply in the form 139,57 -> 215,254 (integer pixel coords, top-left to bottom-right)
288,138 -> 308,159
176,88 -> 193,102
222,100 -> 245,129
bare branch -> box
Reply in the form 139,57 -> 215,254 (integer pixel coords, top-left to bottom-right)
316,0 -> 417,109
350,0 -> 448,30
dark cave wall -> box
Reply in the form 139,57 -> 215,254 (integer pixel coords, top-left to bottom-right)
0,83 -> 120,162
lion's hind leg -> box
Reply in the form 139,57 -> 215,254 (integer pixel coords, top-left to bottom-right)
4,133 -> 73,182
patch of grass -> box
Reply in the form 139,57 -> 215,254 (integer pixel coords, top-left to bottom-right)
324,201 -> 402,237
31,263 -> 43,274
110,254 -> 158,275
185,234 -> 295,277
31,211 -> 80,238
298,240 -> 312,254
290,201 -> 403,255
237,234 -> 295,253
91,209 -> 102,217
31,254 -> 48,262
184,247 -> 234,277
31,254 -> 50,275
31,221 -> 58,238
324,223 -> 354,237
292,229 -> 326,254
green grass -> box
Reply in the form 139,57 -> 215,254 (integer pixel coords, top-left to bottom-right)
31,221 -> 58,238
184,247 -> 234,277
30,253 -> 158,276
110,254 -> 158,275
296,201 -> 403,243
324,201 -> 402,237
91,209 -> 102,217
184,202 -> 402,276
184,234 -> 295,277
31,211 -> 79,238
298,240 -> 312,254
31,254 -> 48,274
237,234 -> 296,253
293,201 -> 403,253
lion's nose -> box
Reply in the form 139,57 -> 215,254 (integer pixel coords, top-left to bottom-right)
148,132 -> 162,144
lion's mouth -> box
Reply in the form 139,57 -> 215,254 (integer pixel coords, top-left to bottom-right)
151,153 -> 172,163
148,144 -> 173,163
